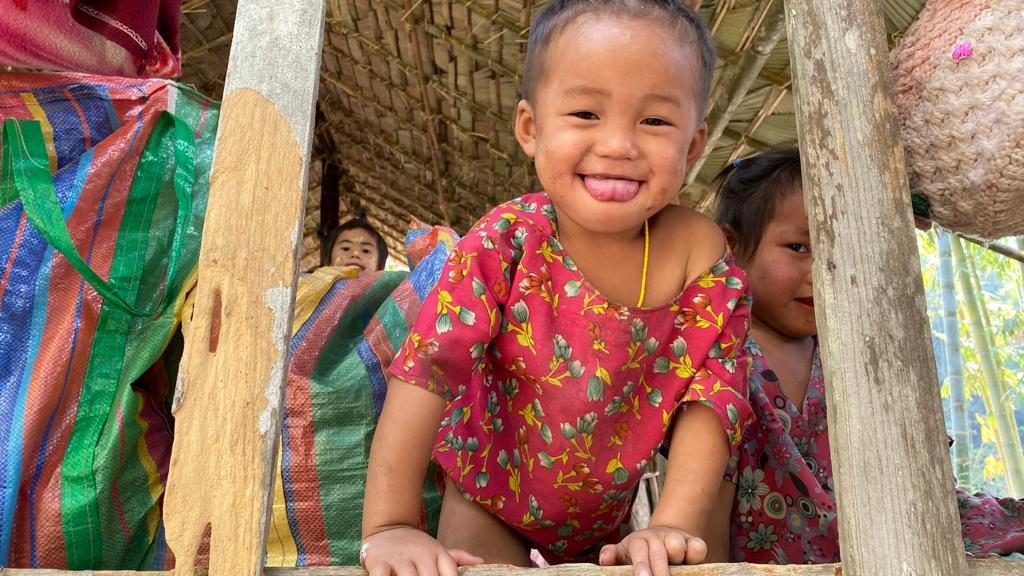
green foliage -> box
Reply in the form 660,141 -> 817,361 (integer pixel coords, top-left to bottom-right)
918,231 -> 1024,496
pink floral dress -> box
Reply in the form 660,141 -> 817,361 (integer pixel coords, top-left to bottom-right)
728,337 -> 1024,563
390,193 -> 754,561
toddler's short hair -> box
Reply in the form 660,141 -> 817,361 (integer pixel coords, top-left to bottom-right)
713,148 -> 803,262
521,0 -> 715,116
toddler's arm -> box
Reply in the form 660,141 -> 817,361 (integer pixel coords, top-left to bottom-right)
706,477 -> 737,562
362,378 -> 483,576
599,404 -> 729,575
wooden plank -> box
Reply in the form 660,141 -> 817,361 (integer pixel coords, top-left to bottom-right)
162,1 -> 326,576
783,1 -> 967,575
4,558 -> 1023,575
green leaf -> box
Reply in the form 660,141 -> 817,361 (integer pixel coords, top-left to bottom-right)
511,301 -> 530,323
436,312 -> 453,334
612,467 -> 629,485
475,471 -> 490,488
726,276 -> 744,289
540,423 -> 553,444
568,360 -> 584,378
472,278 -> 486,297
564,280 -> 582,297
647,389 -> 663,407
560,422 -> 577,440
538,451 -> 554,469
553,334 -> 571,360
557,523 -> 573,537
644,337 -> 658,355
708,342 -> 723,358
497,449 -> 510,469
654,356 -> 670,373
670,337 -> 687,358
587,376 -> 604,401
457,306 -> 477,326
578,412 -> 598,434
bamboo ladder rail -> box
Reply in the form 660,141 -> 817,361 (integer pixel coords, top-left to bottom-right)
11,1 -> 1024,575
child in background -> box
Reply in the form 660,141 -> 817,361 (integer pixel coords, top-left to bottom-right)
708,147 -> 1024,564
362,1 -> 755,574
328,208 -> 389,274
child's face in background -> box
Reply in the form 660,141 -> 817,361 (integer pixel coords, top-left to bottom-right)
744,189 -> 816,340
514,14 -> 707,237
331,228 -> 380,274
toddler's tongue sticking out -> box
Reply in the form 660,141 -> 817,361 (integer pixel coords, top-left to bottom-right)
584,175 -> 640,202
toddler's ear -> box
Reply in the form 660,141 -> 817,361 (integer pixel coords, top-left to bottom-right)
685,121 -> 708,166
514,100 -> 538,158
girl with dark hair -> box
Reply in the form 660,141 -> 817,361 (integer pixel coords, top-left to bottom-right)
706,148 -> 1024,564
329,208 -> 389,274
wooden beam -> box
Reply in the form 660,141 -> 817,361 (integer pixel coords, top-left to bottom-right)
162,2 -> 326,576
784,0 -> 967,575
4,558 -> 1023,575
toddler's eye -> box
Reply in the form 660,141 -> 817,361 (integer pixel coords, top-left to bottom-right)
641,117 -> 670,127
787,243 -> 810,253
570,111 -> 598,120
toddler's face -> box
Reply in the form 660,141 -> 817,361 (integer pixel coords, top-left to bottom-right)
744,190 -> 817,339
331,228 -> 380,274
514,14 -> 707,237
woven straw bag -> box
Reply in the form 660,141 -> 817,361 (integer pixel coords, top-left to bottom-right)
891,0 -> 1024,240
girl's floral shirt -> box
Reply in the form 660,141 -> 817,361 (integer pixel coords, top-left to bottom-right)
390,193 -> 754,561
728,337 -> 1024,563
727,338 -> 838,564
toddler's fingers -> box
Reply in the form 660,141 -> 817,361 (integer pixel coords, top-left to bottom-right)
446,549 -> 485,566
598,542 -> 626,566
627,537 -> 652,576
684,535 -> 708,565
664,531 -> 689,565
413,557 -> 440,576
390,559 -> 418,576
366,561 -> 393,576
647,539 -> 671,576
437,551 -> 460,576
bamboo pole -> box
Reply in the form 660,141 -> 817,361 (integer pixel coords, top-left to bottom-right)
784,0 -> 967,573
952,237 -> 1024,495
937,231 -> 970,485
683,0 -> 786,193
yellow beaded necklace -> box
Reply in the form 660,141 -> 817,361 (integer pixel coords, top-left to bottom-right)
637,219 -> 649,307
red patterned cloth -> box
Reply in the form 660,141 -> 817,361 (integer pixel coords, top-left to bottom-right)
0,0 -> 181,77
391,193 -> 754,561
728,337 -> 1024,563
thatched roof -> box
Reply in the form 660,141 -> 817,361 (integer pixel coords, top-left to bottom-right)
178,0 -> 927,270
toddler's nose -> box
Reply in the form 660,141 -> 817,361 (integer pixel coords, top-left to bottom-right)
595,124 -> 638,159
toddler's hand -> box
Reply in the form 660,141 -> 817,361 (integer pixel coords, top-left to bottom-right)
598,526 -> 707,576
361,526 -> 484,576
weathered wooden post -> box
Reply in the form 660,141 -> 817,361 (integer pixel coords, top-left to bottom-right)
163,2 -> 326,575
784,0 -> 967,574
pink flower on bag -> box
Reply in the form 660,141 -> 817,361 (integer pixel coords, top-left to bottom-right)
952,40 -> 973,61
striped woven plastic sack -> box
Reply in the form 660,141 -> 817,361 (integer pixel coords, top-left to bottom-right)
265,223 -> 457,566
0,72 -> 218,569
